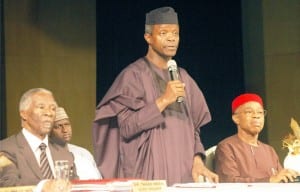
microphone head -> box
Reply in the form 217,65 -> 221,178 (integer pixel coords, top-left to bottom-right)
167,59 -> 177,71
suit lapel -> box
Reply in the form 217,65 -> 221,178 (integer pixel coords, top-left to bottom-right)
16,132 -> 43,179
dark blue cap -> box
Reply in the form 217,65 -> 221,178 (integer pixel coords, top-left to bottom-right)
145,7 -> 178,25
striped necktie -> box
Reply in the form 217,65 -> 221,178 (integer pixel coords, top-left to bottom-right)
39,143 -> 53,179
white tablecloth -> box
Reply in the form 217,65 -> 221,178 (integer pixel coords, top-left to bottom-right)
168,183 -> 300,192
70,179 -> 300,192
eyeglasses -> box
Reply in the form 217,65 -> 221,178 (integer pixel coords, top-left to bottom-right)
235,109 -> 267,117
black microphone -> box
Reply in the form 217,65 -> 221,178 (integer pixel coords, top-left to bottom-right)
167,59 -> 184,103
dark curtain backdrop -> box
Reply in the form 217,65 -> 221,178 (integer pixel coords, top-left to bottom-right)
0,0 -> 6,139
96,0 -> 245,148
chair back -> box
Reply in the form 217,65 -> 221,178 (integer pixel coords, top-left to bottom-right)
205,145 -> 217,171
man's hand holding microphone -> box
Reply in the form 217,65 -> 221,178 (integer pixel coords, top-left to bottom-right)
156,59 -> 185,112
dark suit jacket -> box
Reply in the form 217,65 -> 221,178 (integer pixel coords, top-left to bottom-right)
0,131 -> 78,187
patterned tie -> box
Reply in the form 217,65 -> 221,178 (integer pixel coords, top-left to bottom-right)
39,143 -> 53,179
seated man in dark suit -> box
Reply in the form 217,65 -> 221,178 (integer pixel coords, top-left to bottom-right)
0,88 -> 78,189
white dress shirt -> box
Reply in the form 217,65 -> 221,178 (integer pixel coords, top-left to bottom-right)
67,143 -> 102,180
22,128 -> 55,174
22,128 -> 55,192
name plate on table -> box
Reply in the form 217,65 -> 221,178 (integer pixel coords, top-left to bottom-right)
132,180 -> 167,192
0,185 -> 35,192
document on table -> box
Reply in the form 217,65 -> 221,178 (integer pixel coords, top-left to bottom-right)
172,182 -> 217,188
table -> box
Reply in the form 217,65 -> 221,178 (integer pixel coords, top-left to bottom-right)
0,182 -> 299,192
168,183 -> 300,192
71,180 -> 300,192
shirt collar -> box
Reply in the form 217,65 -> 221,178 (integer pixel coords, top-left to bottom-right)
22,128 -> 49,152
